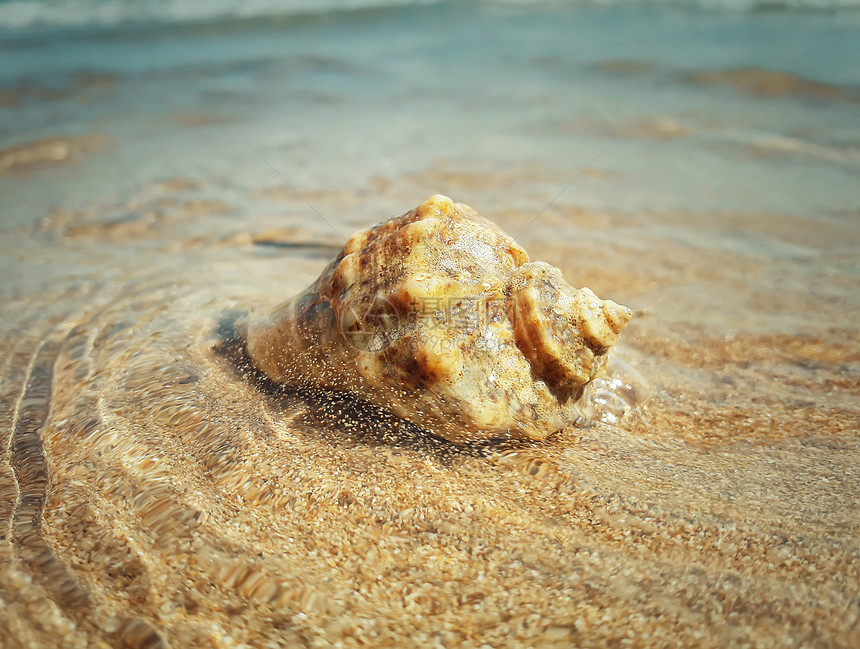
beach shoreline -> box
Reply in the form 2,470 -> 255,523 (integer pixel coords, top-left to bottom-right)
1,2 -> 858,646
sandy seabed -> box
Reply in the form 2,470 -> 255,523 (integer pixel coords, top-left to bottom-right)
0,168 -> 857,648
1,4 -> 859,646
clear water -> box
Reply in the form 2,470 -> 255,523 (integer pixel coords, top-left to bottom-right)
1,2 -> 858,647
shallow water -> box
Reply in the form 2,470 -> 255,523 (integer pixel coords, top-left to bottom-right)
1,2 -> 859,648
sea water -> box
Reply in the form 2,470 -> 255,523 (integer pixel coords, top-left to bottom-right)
1,1 -> 858,647
2,1 -> 859,328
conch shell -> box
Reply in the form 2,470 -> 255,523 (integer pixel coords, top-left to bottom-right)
245,195 -> 631,443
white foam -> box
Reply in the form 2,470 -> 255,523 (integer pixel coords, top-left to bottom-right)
3,0 -> 860,33
0,0 -> 443,32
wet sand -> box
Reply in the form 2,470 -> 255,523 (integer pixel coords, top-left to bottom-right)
1,3 -> 859,647
0,173 -> 857,648
0,134 -> 112,176
684,67 -> 860,103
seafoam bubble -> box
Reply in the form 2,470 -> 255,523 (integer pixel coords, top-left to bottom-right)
589,357 -> 650,425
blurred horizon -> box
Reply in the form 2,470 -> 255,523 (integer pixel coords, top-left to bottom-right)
2,0 -> 860,34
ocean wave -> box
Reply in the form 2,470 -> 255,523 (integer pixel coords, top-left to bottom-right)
0,0 -> 857,32
492,0 -> 860,8
0,0 -> 442,32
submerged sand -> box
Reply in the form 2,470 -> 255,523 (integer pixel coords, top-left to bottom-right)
2,6 -> 859,643
0,174 -> 857,648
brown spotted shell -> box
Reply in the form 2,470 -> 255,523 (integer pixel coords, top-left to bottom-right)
244,195 -> 631,443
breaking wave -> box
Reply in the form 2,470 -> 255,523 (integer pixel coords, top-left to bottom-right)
0,0 -> 857,33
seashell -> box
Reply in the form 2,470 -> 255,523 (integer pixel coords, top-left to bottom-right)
244,194 -> 631,443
